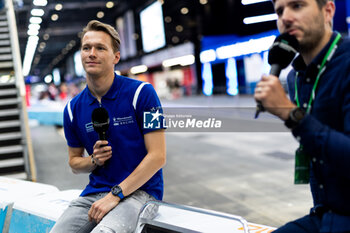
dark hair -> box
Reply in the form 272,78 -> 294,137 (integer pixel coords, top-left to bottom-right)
272,0 -> 329,9
81,20 -> 121,52
315,0 -> 329,9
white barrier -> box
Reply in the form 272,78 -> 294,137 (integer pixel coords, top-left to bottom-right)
1,177 -> 276,233
0,177 -> 59,201
0,177 -> 81,232
10,189 -> 81,232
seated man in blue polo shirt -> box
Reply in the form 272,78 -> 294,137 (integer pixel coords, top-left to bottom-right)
50,20 -> 166,233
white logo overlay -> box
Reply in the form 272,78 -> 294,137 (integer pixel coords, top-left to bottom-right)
143,110 -> 222,130
143,110 -> 162,129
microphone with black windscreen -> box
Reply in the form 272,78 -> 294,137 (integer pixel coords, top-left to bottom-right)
255,33 -> 299,118
91,107 -> 110,141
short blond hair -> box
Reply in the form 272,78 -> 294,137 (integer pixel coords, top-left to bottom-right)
81,20 -> 121,52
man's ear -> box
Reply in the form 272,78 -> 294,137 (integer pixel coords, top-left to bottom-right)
113,51 -> 121,65
323,0 -> 335,27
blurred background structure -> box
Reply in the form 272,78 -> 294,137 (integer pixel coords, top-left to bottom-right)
0,0 -> 350,229
15,0 -> 350,98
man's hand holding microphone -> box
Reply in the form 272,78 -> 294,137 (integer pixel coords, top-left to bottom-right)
91,107 -> 112,167
254,33 -> 299,120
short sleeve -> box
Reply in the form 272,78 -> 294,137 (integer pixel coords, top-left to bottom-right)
63,102 -> 83,148
134,83 -> 166,134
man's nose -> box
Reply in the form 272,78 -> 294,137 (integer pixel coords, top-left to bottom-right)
280,8 -> 294,25
89,47 -> 96,57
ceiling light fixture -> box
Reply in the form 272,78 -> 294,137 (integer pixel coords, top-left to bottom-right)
176,25 -> 183,32
28,23 -> 40,31
55,3 -> 63,11
51,14 -> 59,21
33,0 -> 47,6
106,1 -> 114,8
241,0 -> 269,5
130,65 -> 148,74
29,16 -> 42,24
200,49 -> 216,63
27,29 -> 39,36
216,35 -> 276,59
44,74 -> 52,84
243,13 -> 277,24
162,55 -> 195,67
97,11 -> 104,18
164,16 -> 172,23
31,9 -> 44,17
22,36 -> 39,76
180,7 -> 189,15
171,36 -> 179,43
39,42 -> 46,50
43,33 -> 50,40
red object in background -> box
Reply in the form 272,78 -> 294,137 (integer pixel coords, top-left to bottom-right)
148,73 -> 154,86
183,67 -> 194,96
25,84 -> 31,106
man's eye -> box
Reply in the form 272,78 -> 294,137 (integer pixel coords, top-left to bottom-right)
276,9 -> 283,17
292,3 -> 302,9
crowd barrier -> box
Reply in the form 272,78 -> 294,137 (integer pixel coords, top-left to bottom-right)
0,177 -> 276,233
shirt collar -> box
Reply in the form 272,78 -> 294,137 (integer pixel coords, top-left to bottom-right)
292,32 -> 338,80
86,72 -> 120,105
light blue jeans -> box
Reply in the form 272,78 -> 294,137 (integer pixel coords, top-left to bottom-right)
50,190 -> 156,233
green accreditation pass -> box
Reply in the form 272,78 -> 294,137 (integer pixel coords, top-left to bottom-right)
292,33 -> 342,185
294,145 -> 310,184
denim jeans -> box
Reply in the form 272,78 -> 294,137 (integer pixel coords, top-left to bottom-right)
50,190 -> 156,233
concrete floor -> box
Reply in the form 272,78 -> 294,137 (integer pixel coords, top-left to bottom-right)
30,95 -> 313,228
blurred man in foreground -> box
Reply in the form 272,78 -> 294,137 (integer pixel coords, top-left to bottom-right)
254,0 -> 350,232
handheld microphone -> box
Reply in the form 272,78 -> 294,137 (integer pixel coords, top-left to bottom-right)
255,33 -> 299,118
91,107 -> 110,140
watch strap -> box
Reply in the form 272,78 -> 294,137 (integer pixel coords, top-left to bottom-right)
116,190 -> 124,200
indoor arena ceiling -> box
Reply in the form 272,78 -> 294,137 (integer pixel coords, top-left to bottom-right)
14,0 -> 277,78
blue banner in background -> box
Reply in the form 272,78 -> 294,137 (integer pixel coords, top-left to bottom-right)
347,0 -> 350,35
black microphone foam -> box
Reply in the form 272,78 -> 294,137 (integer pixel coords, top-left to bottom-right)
254,33 -> 299,119
91,107 -> 109,140
268,33 -> 299,77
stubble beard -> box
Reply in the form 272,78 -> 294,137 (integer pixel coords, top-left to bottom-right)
298,13 -> 326,55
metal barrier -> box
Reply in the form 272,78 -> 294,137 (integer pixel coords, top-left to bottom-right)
135,200 -> 250,233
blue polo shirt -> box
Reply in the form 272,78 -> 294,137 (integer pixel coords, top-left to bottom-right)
287,33 -> 350,231
63,74 -> 164,200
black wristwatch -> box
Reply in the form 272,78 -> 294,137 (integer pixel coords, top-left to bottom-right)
284,107 -> 306,129
111,185 -> 124,200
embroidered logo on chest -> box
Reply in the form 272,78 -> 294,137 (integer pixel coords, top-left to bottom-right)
85,122 -> 94,133
113,116 -> 134,126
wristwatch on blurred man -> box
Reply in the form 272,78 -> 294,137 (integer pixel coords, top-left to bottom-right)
284,107 -> 306,129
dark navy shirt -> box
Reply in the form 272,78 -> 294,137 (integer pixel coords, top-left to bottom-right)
287,33 -> 350,231
63,74 -> 165,200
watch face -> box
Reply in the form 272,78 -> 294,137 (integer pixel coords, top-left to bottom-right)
293,108 -> 305,121
112,185 -> 121,196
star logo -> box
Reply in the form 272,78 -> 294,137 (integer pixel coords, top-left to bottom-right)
150,110 -> 162,122
143,109 -> 163,129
